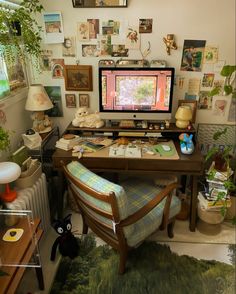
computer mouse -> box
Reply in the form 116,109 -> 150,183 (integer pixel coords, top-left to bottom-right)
162,145 -> 171,151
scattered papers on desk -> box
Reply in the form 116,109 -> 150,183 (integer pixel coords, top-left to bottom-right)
55,135 -> 81,151
109,144 -> 142,158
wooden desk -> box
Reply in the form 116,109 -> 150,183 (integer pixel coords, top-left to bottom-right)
52,142 -> 204,231
0,218 -> 44,294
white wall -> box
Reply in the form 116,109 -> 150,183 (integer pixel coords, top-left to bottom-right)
4,0 -> 236,140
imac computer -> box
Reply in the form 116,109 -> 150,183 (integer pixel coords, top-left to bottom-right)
98,67 -> 175,121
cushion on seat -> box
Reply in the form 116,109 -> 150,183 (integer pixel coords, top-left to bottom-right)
121,178 -> 181,247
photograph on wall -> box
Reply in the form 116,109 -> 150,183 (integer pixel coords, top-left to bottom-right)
82,45 -> 100,57
41,50 -> 53,71
44,86 -> 63,117
139,19 -> 153,33
79,94 -> 89,107
203,46 -> 218,64
201,73 -> 215,88
65,94 -> 76,108
111,45 -> 128,57
198,91 -> 212,109
62,36 -> 76,57
125,27 -> 140,50
213,99 -> 227,116
102,20 -> 120,35
180,39 -> 206,72
87,19 -> 99,39
51,59 -> 65,79
43,12 -> 64,44
77,22 -> 90,41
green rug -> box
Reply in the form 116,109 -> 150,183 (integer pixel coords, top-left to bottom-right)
51,234 -> 235,294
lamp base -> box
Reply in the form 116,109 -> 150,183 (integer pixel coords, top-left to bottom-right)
0,190 -> 17,202
176,120 -> 189,129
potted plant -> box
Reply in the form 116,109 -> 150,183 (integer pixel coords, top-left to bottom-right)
209,65 -> 236,98
0,126 -> 11,152
0,0 -> 44,68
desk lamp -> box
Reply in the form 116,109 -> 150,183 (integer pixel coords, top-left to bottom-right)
0,162 -> 21,202
175,106 -> 192,129
25,84 -> 53,133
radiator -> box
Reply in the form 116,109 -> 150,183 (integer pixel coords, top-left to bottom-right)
6,173 -> 51,232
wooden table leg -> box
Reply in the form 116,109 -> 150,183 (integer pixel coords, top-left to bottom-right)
189,175 -> 198,232
35,266 -> 45,290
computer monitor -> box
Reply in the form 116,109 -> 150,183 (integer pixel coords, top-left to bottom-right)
98,67 -> 175,121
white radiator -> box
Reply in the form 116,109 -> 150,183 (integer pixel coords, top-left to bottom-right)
6,173 -> 51,232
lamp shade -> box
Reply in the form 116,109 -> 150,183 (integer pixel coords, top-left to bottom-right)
25,84 -> 53,111
175,106 -> 192,129
0,162 -> 21,184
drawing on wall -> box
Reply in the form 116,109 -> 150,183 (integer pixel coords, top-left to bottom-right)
125,27 -> 140,50
213,100 -> 227,116
203,46 -> 218,64
79,94 -> 89,107
77,22 -> 89,41
198,91 -> 212,109
98,35 -> 112,56
82,45 -> 100,57
51,59 -> 64,79
88,19 -> 99,39
41,50 -> 53,71
201,73 -> 215,88
62,36 -> 76,57
139,19 -> 153,33
180,39 -> 206,72
111,45 -> 128,57
65,94 -> 76,108
102,20 -> 120,35
44,86 -> 63,117
43,12 -> 64,44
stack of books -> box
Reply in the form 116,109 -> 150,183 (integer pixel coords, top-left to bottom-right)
55,135 -> 81,151
198,191 -> 231,210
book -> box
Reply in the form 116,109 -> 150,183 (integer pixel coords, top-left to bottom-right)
198,191 -> 231,209
11,146 -> 29,167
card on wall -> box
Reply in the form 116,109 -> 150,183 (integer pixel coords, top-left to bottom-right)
43,12 -> 64,44
125,26 -> 140,50
77,22 -> 90,41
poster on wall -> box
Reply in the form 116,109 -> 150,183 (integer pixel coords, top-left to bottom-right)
203,46 -> 218,64
43,12 -> 64,44
44,86 -> 63,117
180,39 -> 206,72
62,36 -> 76,57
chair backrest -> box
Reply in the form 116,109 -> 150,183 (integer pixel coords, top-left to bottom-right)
63,161 -> 129,231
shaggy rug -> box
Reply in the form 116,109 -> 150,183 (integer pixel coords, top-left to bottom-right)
50,234 -> 235,294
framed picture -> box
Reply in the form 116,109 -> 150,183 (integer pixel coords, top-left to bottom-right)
178,99 -> 197,123
79,94 -> 90,107
65,94 -> 76,108
64,65 -> 93,91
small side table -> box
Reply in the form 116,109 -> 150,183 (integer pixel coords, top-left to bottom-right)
0,211 -> 44,294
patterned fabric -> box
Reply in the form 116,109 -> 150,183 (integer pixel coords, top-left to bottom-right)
121,178 -> 181,247
67,161 -> 128,220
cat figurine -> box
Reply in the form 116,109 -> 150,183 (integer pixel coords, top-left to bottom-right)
50,214 -> 79,261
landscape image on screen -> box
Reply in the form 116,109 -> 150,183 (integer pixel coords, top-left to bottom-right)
100,69 -> 173,112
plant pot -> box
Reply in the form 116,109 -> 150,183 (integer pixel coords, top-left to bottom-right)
225,195 -> 236,220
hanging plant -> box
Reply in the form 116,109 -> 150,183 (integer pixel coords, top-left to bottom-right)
0,0 -> 44,69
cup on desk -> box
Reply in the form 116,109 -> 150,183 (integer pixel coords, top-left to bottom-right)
148,137 -> 157,145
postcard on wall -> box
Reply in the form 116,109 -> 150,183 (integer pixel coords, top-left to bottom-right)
41,50 -> 53,71
87,19 -> 99,39
201,73 -> 215,88
102,20 -> 120,36
97,35 -> 112,56
111,45 -> 128,57
203,46 -> 218,64
62,36 -> 76,57
198,91 -> 212,109
51,59 -> 65,79
213,100 -> 227,116
214,60 -> 225,73
43,12 -> 64,44
139,19 -> 153,33
82,45 -> 100,57
44,86 -> 63,117
228,98 -> 236,122
125,27 -> 140,50
180,39 -> 206,72
187,78 -> 201,96
77,22 -> 90,41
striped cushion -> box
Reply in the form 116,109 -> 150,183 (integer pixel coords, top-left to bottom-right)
121,178 -> 181,247
67,161 -> 128,220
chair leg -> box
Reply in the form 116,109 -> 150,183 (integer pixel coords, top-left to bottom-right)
167,220 -> 175,238
118,250 -> 128,274
82,222 -> 88,234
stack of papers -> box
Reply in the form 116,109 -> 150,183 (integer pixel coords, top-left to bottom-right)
56,135 -> 81,151
109,144 -> 142,158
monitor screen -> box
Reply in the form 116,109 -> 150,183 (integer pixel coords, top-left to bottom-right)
98,67 -> 175,121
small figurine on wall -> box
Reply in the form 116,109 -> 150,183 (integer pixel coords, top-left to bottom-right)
163,34 -> 178,55
179,133 -> 194,155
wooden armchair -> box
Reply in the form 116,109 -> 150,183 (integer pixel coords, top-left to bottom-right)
62,161 -> 181,274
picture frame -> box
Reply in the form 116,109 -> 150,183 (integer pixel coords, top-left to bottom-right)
178,99 -> 197,123
79,94 -> 90,107
65,94 -> 76,108
64,65 -> 93,91
72,0 -> 128,8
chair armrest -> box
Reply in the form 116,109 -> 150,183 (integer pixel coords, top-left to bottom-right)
119,183 -> 179,227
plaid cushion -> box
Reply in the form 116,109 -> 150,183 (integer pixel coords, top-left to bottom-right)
121,178 -> 181,247
67,161 -> 128,220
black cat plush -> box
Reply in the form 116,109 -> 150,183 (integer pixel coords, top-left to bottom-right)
50,214 -> 79,261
